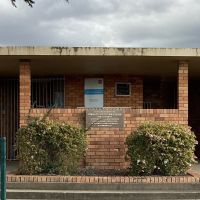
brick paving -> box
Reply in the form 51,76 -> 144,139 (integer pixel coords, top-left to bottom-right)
6,173 -> 200,184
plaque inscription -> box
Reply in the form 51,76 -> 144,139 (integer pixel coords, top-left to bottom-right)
86,109 -> 124,128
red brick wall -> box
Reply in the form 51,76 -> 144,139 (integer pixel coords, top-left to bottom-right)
65,76 -> 84,107
65,75 -> 143,108
29,108 -> 186,169
19,61 -> 31,127
178,61 -> 188,122
104,76 -> 143,108
19,61 -> 188,169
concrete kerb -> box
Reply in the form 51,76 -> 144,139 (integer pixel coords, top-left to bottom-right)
6,182 -> 200,191
6,189 -> 200,200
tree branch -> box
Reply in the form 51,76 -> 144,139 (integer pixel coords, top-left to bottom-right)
11,0 -> 34,7
11,0 -> 69,7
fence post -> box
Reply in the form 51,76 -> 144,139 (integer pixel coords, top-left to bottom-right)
0,137 -> 6,200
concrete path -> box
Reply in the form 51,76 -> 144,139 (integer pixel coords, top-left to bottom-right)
190,163 -> 200,173
6,161 -> 200,175
7,161 -> 19,174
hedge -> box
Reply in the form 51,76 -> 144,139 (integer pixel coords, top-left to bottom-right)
16,116 -> 87,175
126,122 -> 197,176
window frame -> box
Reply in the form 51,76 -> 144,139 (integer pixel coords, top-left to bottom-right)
115,82 -> 131,96
31,76 -> 65,108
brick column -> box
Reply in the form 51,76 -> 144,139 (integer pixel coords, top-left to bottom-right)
19,60 -> 31,127
178,61 -> 188,124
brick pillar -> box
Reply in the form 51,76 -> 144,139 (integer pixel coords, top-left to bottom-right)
19,60 -> 31,127
178,61 -> 188,124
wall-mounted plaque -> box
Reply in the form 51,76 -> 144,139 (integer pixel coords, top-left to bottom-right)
86,109 -> 124,129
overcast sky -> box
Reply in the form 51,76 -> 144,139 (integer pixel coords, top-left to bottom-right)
0,0 -> 200,47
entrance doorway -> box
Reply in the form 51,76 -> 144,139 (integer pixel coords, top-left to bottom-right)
0,78 -> 19,160
189,79 -> 200,159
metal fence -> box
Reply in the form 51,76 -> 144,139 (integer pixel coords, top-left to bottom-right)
31,76 -> 65,108
0,137 -> 6,200
0,78 -> 19,160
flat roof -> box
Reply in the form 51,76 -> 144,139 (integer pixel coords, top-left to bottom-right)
0,47 -> 200,57
1,47 -> 200,77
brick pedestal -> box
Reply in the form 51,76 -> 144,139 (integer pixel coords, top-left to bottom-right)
19,61 -> 31,127
178,61 -> 188,124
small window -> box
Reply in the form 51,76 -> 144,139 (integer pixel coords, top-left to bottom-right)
31,76 -> 64,108
115,82 -> 131,96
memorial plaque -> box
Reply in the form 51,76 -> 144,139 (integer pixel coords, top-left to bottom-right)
86,109 -> 124,128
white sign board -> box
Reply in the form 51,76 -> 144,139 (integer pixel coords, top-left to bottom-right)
84,78 -> 104,108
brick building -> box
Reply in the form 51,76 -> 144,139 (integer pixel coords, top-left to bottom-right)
0,47 -> 198,169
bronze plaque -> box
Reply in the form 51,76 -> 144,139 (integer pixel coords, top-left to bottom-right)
86,109 -> 124,128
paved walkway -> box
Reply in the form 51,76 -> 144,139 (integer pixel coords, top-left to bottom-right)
6,161 -> 200,175
190,163 -> 200,173
7,161 -> 19,174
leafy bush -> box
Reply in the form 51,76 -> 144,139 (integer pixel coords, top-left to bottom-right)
16,116 -> 87,175
126,122 -> 197,176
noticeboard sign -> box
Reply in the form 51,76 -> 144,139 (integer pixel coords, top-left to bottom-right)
84,78 -> 104,108
86,109 -> 124,129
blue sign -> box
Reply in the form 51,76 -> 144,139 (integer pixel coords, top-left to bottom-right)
84,89 -> 104,95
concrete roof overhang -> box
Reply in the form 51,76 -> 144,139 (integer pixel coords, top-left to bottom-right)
0,47 -> 200,77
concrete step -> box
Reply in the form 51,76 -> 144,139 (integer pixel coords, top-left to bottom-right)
7,182 -> 200,191
7,183 -> 200,199
6,189 -> 200,200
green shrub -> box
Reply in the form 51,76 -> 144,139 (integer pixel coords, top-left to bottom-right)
16,116 -> 87,175
126,122 -> 197,176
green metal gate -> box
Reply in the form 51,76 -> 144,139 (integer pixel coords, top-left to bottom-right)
0,137 -> 6,200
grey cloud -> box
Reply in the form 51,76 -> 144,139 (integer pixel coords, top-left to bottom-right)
0,0 -> 200,47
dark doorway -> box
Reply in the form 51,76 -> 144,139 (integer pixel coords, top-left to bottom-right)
189,79 -> 200,159
143,77 -> 177,109
0,78 -> 19,160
